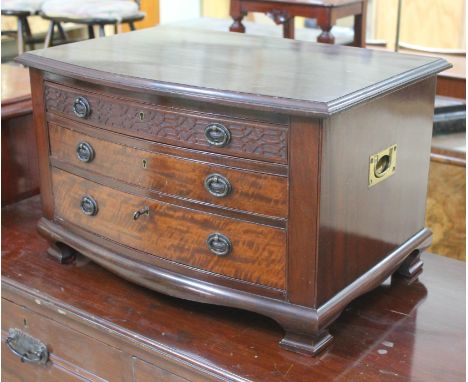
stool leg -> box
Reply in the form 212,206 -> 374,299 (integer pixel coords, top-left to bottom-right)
44,21 -> 54,48
128,21 -> 136,31
98,24 -> 106,37
57,22 -> 67,41
229,0 -> 246,33
88,25 -> 95,39
283,17 -> 295,39
16,16 -> 25,55
24,17 -> 34,50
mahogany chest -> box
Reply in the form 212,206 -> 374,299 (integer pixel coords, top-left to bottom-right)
17,26 -> 449,355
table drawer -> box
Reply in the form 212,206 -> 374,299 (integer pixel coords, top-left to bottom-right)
49,123 -> 288,219
52,168 -> 286,289
44,82 -> 288,164
2,298 -> 124,382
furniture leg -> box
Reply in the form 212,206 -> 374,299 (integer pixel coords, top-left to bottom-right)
88,25 -> 95,39
47,242 -> 77,264
317,12 -> 335,44
393,250 -> 424,284
114,23 -> 118,34
99,24 -> 106,37
44,21 -> 54,48
16,16 -> 24,55
229,0 -> 246,33
57,22 -> 67,41
24,17 -> 34,50
129,22 -> 136,31
282,17 -> 295,39
353,0 -> 367,47
279,329 -> 333,356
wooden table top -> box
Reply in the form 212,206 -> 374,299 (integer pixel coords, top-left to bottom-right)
17,26 -> 450,116
2,196 -> 466,381
1,63 -> 32,119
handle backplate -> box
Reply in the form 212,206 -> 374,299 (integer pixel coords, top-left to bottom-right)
207,233 -> 232,256
369,144 -> 397,187
204,174 -> 231,198
204,123 -> 231,147
73,96 -> 91,118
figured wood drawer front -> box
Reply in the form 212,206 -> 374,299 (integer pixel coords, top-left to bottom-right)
44,82 -> 288,163
133,358 -> 190,382
49,124 -> 288,219
52,168 -> 286,289
2,298 -> 124,382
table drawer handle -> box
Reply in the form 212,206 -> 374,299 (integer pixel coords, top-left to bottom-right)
207,233 -> 232,256
204,123 -> 231,147
6,328 -> 48,365
204,174 -> 231,198
80,195 -> 98,216
73,96 -> 91,118
76,141 -> 95,163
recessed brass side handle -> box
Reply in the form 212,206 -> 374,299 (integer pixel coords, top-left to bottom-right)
6,328 -> 48,365
369,144 -> 397,187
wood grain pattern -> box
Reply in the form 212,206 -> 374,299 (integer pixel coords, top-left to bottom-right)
45,82 -> 289,163
316,78 -> 436,305
16,27 -> 450,117
2,299 -> 126,382
51,168 -> 286,289
49,123 -> 288,218
133,358 -> 190,382
2,196 -> 466,381
426,160 -> 466,261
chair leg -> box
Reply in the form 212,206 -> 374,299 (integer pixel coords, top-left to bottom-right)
98,24 -> 105,37
44,21 -> 54,48
24,17 -> 34,50
88,25 -> 95,39
128,21 -> 136,31
16,16 -> 25,55
57,22 -> 67,41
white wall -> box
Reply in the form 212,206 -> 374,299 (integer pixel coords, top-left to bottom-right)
159,0 -> 201,24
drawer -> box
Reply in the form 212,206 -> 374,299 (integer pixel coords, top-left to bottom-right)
133,358 -> 190,382
49,123 -> 288,219
2,298 -> 124,382
44,82 -> 288,163
52,168 -> 286,289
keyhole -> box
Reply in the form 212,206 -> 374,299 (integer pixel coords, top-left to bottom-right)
142,159 -> 148,169
138,111 -> 144,121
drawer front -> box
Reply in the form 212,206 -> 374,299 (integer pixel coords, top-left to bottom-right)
49,123 -> 288,218
52,168 -> 286,289
2,298 -> 125,382
44,82 -> 288,163
133,358 -> 189,382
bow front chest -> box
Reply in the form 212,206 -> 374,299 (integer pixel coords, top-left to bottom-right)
18,26 -> 449,355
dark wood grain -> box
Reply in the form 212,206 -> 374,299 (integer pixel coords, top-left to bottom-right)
316,77 -> 437,305
44,81 -> 289,163
49,123 -> 288,218
30,68 -> 54,219
51,168 -> 286,289
2,196 -> 466,382
16,27 -> 450,116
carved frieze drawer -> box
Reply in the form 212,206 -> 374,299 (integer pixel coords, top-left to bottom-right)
44,82 -> 288,164
51,168 -> 286,289
49,123 -> 288,219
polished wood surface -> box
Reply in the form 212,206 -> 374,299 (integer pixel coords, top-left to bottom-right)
17,26 -> 450,116
52,168 -> 286,289
49,123 -> 288,219
2,196 -> 466,381
1,64 -> 39,206
229,0 -> 367,46
19,29 -> 448,354
317,77 -> 436,305
44,81 -> 289,163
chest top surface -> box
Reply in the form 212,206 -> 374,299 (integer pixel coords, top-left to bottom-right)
17,26 -> 450,116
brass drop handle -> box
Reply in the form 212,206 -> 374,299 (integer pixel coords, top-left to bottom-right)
207,233 -> 232,256
80,195 -> 98,216
204,174 -> 231,198
204,123 -> 231,147
133,206 -> 149,220
6,328 -> 48,365
73,96 -> 91,118
76,141 -> 95,163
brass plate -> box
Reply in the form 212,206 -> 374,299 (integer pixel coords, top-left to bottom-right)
369,144 -> 397,187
